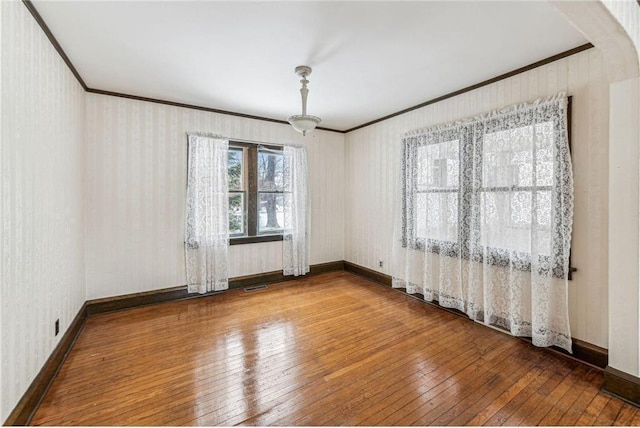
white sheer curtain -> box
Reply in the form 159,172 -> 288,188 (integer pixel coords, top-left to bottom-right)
392,93 -> 574,352
282,146 -> 310,276
185,134 -> 230,294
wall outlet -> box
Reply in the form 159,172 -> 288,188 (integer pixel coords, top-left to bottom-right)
378,260 -> 383,268
55,319 -> 60,336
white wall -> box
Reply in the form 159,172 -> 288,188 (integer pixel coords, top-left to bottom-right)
1,1 -> 4,419
0,1 -> 86,423
601,0 -> 640,376
603,0 -> 640,56
609,76 -> 640,374
85,94 -> 345,300
345,48 -> 610,348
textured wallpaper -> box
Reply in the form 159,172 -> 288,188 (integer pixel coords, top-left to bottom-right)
3,0 -> 638,422
0,1 -> 86,423
603,0 -> 640,57
85,94 -> 345,300
345,48 -> 610,348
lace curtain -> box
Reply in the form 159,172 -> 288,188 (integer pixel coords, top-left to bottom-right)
391,93 -> 574,352
185,134 -> 230,294
282,146 -> 310,276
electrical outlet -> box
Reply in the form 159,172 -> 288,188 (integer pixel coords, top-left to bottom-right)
55,319 -> 60,336
378,260 -> 383,268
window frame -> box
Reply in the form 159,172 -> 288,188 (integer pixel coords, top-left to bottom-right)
228,141 -> 285,246
228,146 -> 246,238
402,97 -> 576,279
256,146 -> 289,236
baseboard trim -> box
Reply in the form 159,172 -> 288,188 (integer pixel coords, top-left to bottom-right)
3,302 -> 87,426
604,366 -> 640,406
86,261 -> 345,316
86,285 -> 190,316
344,261 -> 391,286
572,338 -> 608,369
343,260 -> 608,370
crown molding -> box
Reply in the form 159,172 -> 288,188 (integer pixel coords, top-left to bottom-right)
344,43 -> 594,133
21,0 -> 88,90
85,88 -> 343,133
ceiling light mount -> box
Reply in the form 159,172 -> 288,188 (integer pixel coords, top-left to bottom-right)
294,65 -> 313,78
288,65 -> 321,136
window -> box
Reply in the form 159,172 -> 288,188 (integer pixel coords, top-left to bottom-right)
228,147 -> 245,236
228,142 -> 285,245
415,139 -> 460,244
402,97 -> 574,278
479,122 -> 554,257
257,148 -> 286,234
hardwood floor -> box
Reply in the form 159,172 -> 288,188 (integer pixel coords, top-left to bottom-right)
31,271 -> 637,426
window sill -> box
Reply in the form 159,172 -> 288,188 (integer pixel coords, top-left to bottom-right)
230,234 -> 283,246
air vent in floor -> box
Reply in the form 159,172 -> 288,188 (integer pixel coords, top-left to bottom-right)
244,284 -> 268,292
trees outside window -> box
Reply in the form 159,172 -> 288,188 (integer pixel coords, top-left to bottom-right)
228,142 -> 285,245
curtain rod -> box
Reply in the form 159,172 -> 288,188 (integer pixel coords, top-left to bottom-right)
228,137 -> 305,150
228,137 -> 283,150
186,133 -> 303,149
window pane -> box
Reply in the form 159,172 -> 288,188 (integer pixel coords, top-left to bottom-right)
258,150 -> 284,192
536,190 -> 552,228
480,190 -> 551,254
483,121 -> 555,189
483,126 -> 533,188
534,190 -> 552,256
258,193 -> 284,233
416,141 -> 459,190
229,192 -> 245,235
228,148 -> 243,191
482,191 -> 525,252
415,192 -> 458,242
535,122 -> 554,186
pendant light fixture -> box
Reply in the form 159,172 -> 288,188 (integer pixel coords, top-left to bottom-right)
287,65 -> 321,136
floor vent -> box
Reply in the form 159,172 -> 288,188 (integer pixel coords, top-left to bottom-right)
244,284 -> 268,292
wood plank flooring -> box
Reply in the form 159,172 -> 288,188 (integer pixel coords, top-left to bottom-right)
30,271 -> 637,426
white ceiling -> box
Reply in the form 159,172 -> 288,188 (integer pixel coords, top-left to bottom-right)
33,1 -> 588,132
